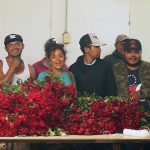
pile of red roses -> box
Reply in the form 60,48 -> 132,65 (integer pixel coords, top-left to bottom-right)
0,77 -> 149,136
63,96 -> 148,135
0,77 -> 75,136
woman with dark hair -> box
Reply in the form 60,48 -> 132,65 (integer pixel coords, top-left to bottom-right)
32,38 -> 68,78
37,38 -> 76,88
31,39 -> 76,150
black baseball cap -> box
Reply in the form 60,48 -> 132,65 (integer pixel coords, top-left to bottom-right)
124,39 -> 142,51
4,34 -> 23,46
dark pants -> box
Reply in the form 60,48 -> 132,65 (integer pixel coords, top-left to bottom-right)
31,143 -> 113,150
140,100 -> 150,112
72,143 -> 113,150
31,143 -> 73,150
121,143 -> 150,150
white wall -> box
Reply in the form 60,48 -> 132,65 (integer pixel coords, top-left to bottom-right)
66,0 -> 129,65
0,0 -> 129,66
0,0 -> 53,63
130,0 -> 150,62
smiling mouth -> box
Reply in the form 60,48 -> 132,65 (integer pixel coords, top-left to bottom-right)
55,62 -> 62,65
12,49 -> 20,52
129,58 -> 138,61
54,63 -> 63,67
13,51 -> 19,53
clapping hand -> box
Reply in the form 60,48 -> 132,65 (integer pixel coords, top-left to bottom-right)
11,56 -> 22,70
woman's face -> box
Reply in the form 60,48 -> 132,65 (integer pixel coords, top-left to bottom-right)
49,49 -> 65,71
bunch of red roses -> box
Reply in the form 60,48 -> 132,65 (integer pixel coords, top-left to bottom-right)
0,77 -> 76,136
63,96 -> 148,135
0,77 -> 149,136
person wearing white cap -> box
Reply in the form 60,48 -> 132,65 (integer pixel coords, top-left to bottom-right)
69,33 -> 115,150
69,33 -> 116,98
103,34 -> 129,66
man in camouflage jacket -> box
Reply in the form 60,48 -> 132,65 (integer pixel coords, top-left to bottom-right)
113,39 -> 150,111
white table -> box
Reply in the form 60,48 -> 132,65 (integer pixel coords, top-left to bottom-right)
0,134 -> 150,143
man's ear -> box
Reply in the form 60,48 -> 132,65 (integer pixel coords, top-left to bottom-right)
22,43 -> 24,49
84,47 -> 89,53
4,46 -> 8,52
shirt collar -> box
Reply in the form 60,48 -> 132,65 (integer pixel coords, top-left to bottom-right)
84,59 -> 96,66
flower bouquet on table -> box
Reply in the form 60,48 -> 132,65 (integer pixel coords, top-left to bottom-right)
0,76 -> 149,136
63,95 -> 149,135
0,77 -> 76,136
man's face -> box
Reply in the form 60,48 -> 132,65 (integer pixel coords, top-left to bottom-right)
124,49 -> 141,66
87,45 -> 101,59
115,41 -> 126,56
5,41 -> 24,57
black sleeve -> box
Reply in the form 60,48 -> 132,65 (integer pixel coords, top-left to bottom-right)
106,64 -> 117,96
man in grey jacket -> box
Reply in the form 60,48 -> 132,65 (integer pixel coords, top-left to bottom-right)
103,34 -> 129,66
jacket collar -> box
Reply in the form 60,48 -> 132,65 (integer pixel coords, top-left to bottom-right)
112,50 -> 123,59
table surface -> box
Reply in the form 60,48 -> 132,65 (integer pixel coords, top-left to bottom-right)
0,134 -> 150,143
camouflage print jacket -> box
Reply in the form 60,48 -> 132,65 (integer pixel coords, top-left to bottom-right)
113,61 -> 150,102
